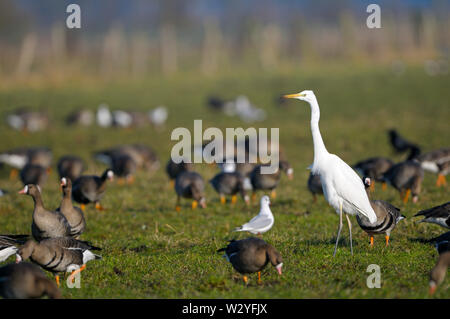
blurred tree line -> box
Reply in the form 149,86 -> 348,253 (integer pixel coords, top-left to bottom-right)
0,0 -> 448,79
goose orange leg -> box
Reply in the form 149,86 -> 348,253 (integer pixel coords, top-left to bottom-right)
220,195 -> 226,205
80,204 -> 86,212
436,174 -> 446,187
258,271 -> 262,284
381,182 -> 387,191
270,190 -> 276,199
175,196 -> 181,212
55,275 -> 60,287
191,200 -> 198,209
402,189 -> 411,204
385,235 -> 390,246
370,236 -> 374,248
9,169 -> 18,180
69,264 -> 86,283
369,181 -> 375,192
231,195 -> 237,204
95,202 -> 104,211
243,275 -> 248,285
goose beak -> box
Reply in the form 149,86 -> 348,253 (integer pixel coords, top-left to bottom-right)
283,93 -> 304,99
18,186 -> 27,194
15,254 -> 22,264
429,282 -> 437,295
276,263 -> 283,275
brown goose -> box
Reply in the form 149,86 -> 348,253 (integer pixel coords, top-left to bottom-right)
56,178 -> 86,239
6,108 -> 49,133
0,235 -> 29,262
94,144 -> 159,173
57,155 -> 85,181
72,169 -> 114,211
429,240 -> 450,295
353,157 -> 393,191
382,160 -> 424,203
66,109 -> 94,126
250,160 -> 293,200
20,164 -> 49,187
0,147 -> 52,180
16,237 -> 101,287
415,202 -> 450,229
19,185 -> 72,242
0,262 -> 61,299
217,237 -> 282,284
209,172 -> 250,205
112,154 -> 137,184
166,157 -> 193,187
307,172 -> 323,202
174,171 -> 206,211
356,177 -> 405,246
416,148 -> 450,187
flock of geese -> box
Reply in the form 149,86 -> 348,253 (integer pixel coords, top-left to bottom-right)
0,90 -> 449,299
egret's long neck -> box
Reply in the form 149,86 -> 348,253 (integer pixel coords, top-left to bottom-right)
309,98 -> 328,162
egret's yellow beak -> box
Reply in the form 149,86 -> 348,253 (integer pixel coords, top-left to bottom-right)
283,93 -> 305,99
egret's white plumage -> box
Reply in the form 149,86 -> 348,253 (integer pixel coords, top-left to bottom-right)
284,90 -> 376,256
234,196 -> 274,234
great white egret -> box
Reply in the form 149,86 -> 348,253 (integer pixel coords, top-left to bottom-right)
284,90 -> 377,256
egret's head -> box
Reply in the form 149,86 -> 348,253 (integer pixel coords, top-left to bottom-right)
283,90 -> 316,103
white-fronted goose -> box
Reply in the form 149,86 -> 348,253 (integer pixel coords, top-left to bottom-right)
57,155 -> 85,181
174,171 -> 206,211
0,235 -> 29,262
209,171 -> 249,205
356,177 -> 405,246
112,154 -> 137,184
95,144 -> 159,173
416,148 -> 450,187
382,160 -> 424,203
66,109 -> 94,126
250,160 -> 293,200
217,237 -> 282,284
56,178 -> 86,239
388,129 -> 420,153
234,196 -> 273,235
16,237 -> 101,287
415,202 -> 450,229
0,147 -> 52,180
7,108 -> 49,133
20,164 -> 49,187
19,185 -> 71,241
429,240 -> 449,295
0,262 -> 61,299
353,157 -> 394,191
166,157 -> 193,187
72,169 -> 114,211
307,172 -> 323,202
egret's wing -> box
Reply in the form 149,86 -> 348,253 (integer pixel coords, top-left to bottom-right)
329,155 -> 377,223
241,215 -> 273,231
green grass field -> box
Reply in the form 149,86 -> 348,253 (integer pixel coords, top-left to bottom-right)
0,66 -> 449,298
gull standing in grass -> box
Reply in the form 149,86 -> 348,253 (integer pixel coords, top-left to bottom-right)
234,196 -> 274,235
284,90 -> 377,256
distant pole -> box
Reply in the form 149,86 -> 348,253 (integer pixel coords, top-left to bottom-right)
201,18 -> 221,76
16,33 -> 37,76
160,24 -> 177,75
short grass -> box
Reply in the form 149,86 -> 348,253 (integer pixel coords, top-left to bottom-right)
0,66 -> 449,298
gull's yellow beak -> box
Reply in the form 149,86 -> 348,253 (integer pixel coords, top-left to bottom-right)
283,93 -> 305,99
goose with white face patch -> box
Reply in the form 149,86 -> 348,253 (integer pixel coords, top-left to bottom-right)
72,169 -> 114,211
16,237 -> 102,287
284,90 -> 377,256
234,196 -> 273,235
415,202 -> 450,229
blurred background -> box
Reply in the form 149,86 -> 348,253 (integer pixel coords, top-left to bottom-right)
0,0 -> 448,83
